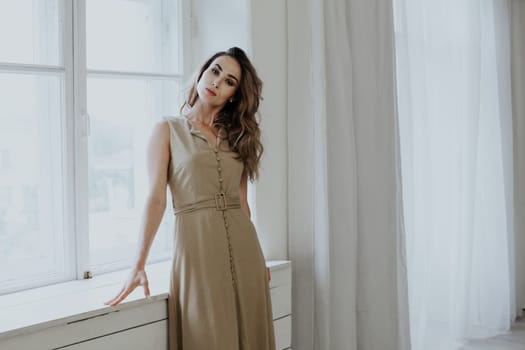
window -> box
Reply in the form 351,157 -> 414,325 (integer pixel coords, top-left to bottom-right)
0,0 -> 188,295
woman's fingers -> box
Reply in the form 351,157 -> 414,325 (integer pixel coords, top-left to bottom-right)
104,270 -> 150,306
104,296 -> 116,306
104,286 -> 125,305
137,270 -> 150,298
105,289 -> 127,307
108,286 -> 134,306
143,280 -> 151,298
104,280 -> 136,307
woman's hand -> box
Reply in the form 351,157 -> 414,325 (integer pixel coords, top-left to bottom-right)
104,268 -> 151,307
267,267 -> 271,283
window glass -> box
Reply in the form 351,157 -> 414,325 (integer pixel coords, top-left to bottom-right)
87,77 -> 180,269
0,0 -> 62,66
86,0 -> 182,74
0,73 -> 65,293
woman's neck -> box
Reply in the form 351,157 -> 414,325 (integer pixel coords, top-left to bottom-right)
187,100 -> 221,127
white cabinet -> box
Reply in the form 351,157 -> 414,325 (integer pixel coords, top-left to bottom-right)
0,261 -> 292,350
268,260 -> 292,350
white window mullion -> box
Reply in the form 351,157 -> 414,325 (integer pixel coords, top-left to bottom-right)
62,0 -> 77,281
72,0 -> 90,280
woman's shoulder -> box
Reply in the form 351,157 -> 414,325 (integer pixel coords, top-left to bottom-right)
160,115 -> 191,131
162,115 -> 188,125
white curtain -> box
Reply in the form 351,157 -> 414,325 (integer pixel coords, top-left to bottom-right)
287,0 -> 410,349
393,0 -> 515,349
511,0 -> 525,316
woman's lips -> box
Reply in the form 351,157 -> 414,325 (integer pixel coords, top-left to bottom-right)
205,88 -> 216,96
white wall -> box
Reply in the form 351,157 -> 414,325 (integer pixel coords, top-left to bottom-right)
511,0 -> 525,315
190,0 -> 288,260
190,0 -> 249,66
248,0 -> 288,260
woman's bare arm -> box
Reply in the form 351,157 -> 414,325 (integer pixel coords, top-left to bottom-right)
105,120 -> 171,306
133,120 -> 171,269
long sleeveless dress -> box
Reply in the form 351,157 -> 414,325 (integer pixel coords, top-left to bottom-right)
163,116 -> 276,350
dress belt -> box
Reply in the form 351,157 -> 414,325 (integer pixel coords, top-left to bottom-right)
173,193 -> 241,215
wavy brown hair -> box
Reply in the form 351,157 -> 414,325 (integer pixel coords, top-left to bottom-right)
180,47 -> 263,181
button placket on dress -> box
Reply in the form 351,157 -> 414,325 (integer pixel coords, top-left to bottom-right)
213,141 -> 237,287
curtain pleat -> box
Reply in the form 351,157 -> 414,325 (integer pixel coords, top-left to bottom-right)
288,0 -> 410,349
393,0 -> 516,348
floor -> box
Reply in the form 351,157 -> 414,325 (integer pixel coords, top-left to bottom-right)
457,323 -> 525,350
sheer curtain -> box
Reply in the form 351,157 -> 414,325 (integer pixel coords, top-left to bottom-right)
287,0 -> 410,349
393,0 -> 515,349
511,0 -> 525,317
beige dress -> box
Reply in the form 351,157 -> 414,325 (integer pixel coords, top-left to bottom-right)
163,116 -> 275,350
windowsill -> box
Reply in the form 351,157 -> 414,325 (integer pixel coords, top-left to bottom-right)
0,260 -> 290,341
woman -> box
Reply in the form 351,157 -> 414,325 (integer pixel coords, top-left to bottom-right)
105,47 -> 276,350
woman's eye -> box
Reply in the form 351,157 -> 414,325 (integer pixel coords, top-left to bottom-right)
211,68 -> 219,75
226,80 -> 235,87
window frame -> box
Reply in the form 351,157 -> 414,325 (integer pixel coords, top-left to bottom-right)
0,0 -> 191,295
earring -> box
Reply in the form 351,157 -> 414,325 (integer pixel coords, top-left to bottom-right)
229,99 -> 233,103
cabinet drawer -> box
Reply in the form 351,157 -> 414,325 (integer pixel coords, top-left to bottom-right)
269,264 -> 291,289
271,284 -> 291,320
62,320 -> 167,350
0,300 -> 167,350
274,315 -> 292,350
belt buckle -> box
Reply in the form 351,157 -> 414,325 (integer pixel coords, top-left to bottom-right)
215,192 -> 227,210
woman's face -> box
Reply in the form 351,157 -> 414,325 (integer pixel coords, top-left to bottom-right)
197,55 -> 241,107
